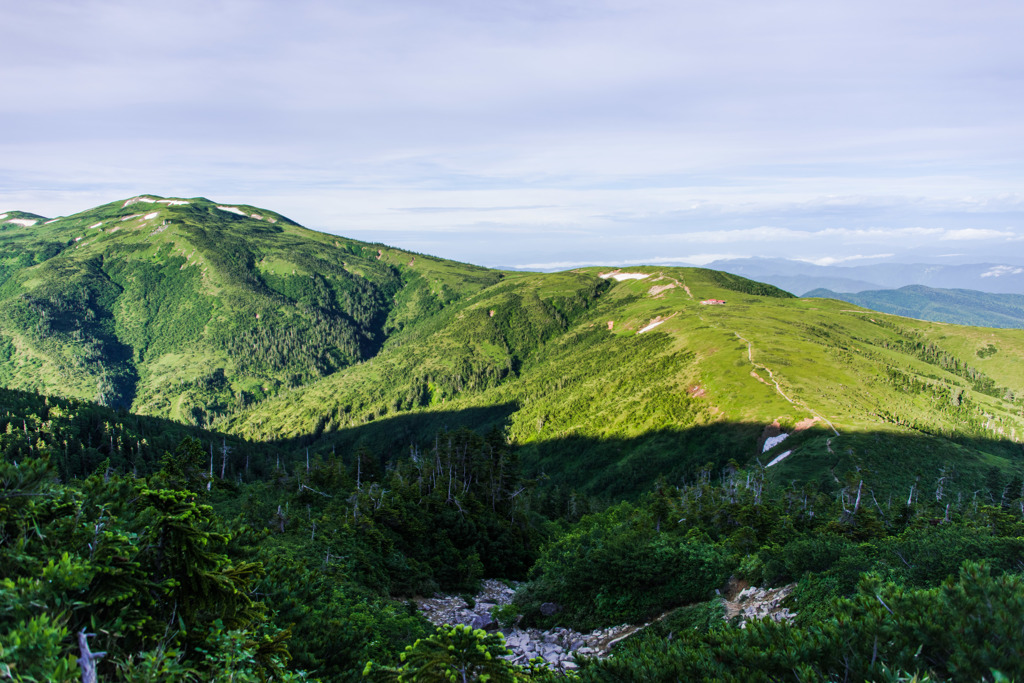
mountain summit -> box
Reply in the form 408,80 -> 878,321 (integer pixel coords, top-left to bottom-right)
0,195 -> 500,423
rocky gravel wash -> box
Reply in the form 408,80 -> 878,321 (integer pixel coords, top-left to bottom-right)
415,580 -> 642,672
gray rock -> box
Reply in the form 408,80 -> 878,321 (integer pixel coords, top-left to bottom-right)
469,614 -> 497,631
539,602 -> 561,616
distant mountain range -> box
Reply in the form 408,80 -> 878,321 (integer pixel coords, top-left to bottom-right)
706,257 -> 1024,296
806,285 -> 1024,329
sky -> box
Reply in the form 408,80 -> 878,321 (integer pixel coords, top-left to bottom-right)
2,0 -> 1023,269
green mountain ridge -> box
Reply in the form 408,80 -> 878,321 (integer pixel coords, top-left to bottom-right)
0,195 -> 501,425
807,284 -> 1024,328
2,196 -> 1023,497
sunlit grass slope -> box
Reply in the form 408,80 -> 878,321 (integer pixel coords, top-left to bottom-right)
229,266 -> 1024,495
0,196 -> 501,424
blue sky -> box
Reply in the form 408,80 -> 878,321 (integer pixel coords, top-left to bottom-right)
2,0 -> 1023,268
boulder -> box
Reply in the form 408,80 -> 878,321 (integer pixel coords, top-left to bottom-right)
539,602 -> 561,616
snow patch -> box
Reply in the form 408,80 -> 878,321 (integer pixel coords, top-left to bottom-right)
762,433 -> 789,452
89,222 -> 103,229
121,214 -> 141,221
45,219 -> 59,224
144,212 -> 159,220
216,206 -> 248,216
766,450 -> 792,468
124,196 -> 157,207
0,214 -> 7,220
74,236 -> 84,242
599,270 -> 650,281
157,199 -> 189,206
638,317 -> 667,334
7,218 -> 38,226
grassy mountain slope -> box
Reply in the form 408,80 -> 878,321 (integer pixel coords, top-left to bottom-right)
229,267 -> 1024,496
807,285 -> 1024,328
0,196 -> 501,425
4,197 -> 1023,498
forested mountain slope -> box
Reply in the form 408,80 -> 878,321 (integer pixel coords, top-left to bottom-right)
3,197 -> 1023,498
5,197 -> 1024,681
0,197 -> 500,424
229,266 -> 1024,497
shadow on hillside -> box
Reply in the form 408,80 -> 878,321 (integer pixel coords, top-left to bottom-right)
260,403 -> 1024,500
5,384 -> 1021,501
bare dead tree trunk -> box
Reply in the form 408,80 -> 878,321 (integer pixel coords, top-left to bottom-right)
76,631 -> 105,683
220,438 -> 231,480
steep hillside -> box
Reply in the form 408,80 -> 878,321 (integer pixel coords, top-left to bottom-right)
0,196 -> 501,424
229,267 -> 1024,496
807,285 -> 1024,328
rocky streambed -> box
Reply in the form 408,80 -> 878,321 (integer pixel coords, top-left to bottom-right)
415,578 -> 797,672
414,580 -> 642,672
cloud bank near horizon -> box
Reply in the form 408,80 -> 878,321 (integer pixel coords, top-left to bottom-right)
2,0 -> 1023,268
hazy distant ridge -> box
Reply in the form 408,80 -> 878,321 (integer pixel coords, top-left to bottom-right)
806,285 -> 1024,329
707,258 -> 1024,296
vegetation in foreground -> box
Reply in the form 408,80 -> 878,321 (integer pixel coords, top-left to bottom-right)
4,392 -> 1024,681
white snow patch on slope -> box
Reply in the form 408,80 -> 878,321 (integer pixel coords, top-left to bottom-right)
89,222 -> 103,229
7,218 -> 38,226
766,450 -> 792,467
599,271 -> 651,282
638,318 -> 667,334
121,214 -> 141,221
158,199 -> 189,206
762,433 -> 789,453
45,219 -> 60,224
144,212 -> 159,220
0,214 -> 7,220
124,196 -> 157,207
216,206 -> 248,216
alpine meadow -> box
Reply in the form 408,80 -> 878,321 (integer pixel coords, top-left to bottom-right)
3,196 -> 1024,682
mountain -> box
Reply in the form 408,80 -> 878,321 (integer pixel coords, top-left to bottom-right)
5,196 -> 1024,680
807,286 -> 1024,329
228,266 -> 1024,497
3,197 -> 1024,498
706,257 -> 1024,295
0,195 -> 500,425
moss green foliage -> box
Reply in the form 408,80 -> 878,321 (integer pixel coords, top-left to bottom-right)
0,449 -> 286,681
575,563 -> 1024,682
517,500 -> 730,630
364,625 -> 526,682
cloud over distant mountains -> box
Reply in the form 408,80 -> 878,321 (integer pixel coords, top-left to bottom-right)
3,0 -> 1023,268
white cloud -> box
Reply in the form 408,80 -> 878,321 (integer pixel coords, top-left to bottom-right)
939,229 -> 1017,241
796,253 -> 896,266
3,1 -> 1024,267
981,265 -> 1024,278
